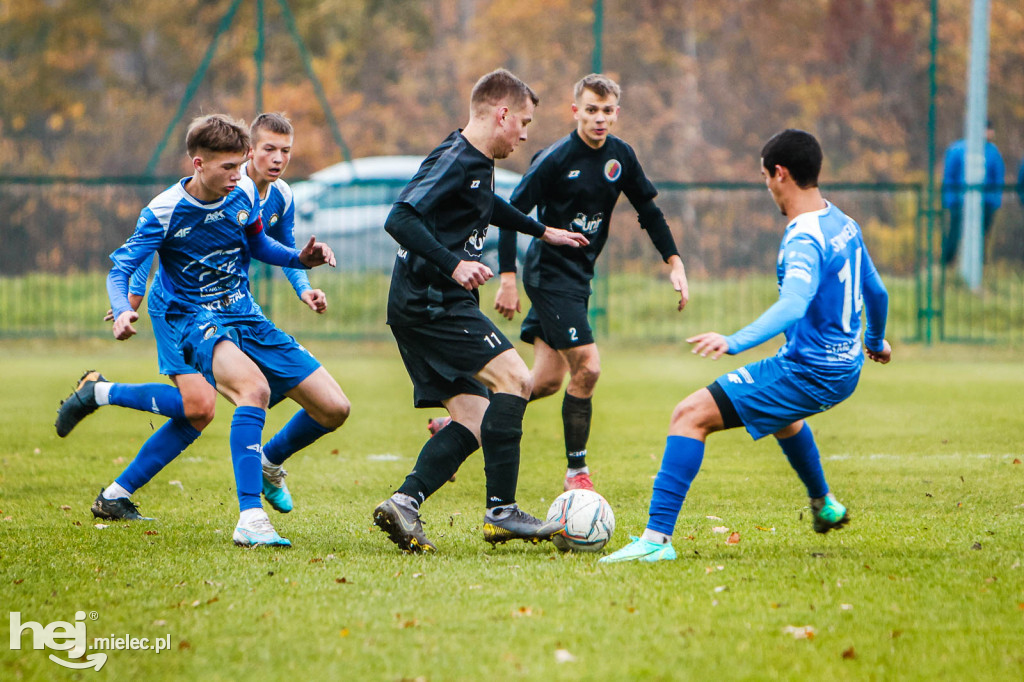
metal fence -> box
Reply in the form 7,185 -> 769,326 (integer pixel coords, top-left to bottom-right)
1,178 -> 1022,346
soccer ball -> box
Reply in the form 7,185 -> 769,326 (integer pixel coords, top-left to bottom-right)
545,489 -> 615,553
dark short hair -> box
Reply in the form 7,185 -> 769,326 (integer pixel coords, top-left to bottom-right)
761,129 -> 822,188
250,112 -> 294,145
574,73 -> 621,102
470,68 -> 539,112
185,114 -> 249,157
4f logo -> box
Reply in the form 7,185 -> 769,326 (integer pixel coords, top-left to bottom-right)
204,209 -> 226,223
571,212 -> 603,235
173,226 -> 192,239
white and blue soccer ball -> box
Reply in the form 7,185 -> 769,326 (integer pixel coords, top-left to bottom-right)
546,489 -> 615,553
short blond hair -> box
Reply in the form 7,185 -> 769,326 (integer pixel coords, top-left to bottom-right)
185,114 -> 249,157
574,74 -> 621,103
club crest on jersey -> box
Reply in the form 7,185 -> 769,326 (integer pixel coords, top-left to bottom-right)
203,325 -> 218,340
236,210 -> 250,225
269,213 -> 279,227
603,159 -> 622,182
464,228 -> 486,257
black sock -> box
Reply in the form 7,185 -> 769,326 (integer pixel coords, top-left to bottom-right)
397,421 -> 479,505
480,393 -> 528,509
562,392 -> 592,469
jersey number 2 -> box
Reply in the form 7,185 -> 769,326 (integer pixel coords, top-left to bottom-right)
837,247 -> 863,333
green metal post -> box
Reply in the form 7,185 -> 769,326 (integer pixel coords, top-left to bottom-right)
144,0 -> 247,175
255,0 -> 273,314
924,0 -> 938,344
589,0 -> 608,336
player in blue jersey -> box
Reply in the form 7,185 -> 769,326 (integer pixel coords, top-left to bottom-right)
57,114 -> 339,547
58,114 -> 345,527
486,73 -> 688,493
601,129 -> 891,563
373,69 -> 589,553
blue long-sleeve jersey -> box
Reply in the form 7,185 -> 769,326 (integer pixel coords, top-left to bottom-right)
726,201 -> 888,372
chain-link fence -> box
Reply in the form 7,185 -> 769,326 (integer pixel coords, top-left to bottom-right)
2,177 -> 1022,346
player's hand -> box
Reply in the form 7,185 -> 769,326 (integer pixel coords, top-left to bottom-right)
669,259 -> 689,312
866,339 -> 892,364
541,226 -> 589,248
686,331 -> 730,360
298,236 -> 337,268
112,310 -> 139,341
452,260 -> 493,290
301,289 -> 328,314
494,272 -> 521,320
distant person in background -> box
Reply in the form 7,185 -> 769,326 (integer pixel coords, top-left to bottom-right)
941,121 -> 1005,267
1017,157 -> 1024,212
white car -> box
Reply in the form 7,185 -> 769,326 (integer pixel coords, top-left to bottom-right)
290,155 -> 529,272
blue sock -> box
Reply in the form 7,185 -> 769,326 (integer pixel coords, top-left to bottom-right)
108,383 -> 186,421
263,409 -> 332,466
777,423 -> 828,499
115,419 -> 201,493
230,406 -> 266,511
647,436 -> 705,536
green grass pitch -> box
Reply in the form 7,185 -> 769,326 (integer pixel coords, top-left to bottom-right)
1,339 -> 1022,680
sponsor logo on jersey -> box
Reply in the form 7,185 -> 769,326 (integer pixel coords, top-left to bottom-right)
172,226 -> 192,239
464,228 -> 486,257
571,212 -> 603,235
470,179 -> 481,189
269,213 -> 279,227
567,170 -> 581,179
236,210 -> 250,225
204,209 -> 226,223
603,159 -> 622,182
396,247 -> 408,259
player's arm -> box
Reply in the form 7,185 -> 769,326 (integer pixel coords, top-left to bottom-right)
860,247 -> 891,364
107,210 -> 164,340
689,239 -> 819,359
246,217 -> 335,269
491,197 -> 589,248
384,201 -> 490,290
275,200 -> 326,313
634,198 -> 688,312
494,167 -> 543,320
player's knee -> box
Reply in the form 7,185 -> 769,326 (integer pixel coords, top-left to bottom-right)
318,394 -> 351,431
572,361 -> 601,392
532,375 -> 563,399
669,397 -> 700,432
237,383 -> 272,409
182,390 -> 216,431
500,364 -> 533,399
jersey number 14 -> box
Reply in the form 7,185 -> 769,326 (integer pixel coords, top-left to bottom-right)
837,247 -> 863,333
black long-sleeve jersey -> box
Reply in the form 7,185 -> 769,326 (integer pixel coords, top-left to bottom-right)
385,130 -> 545,326
500,130 -> 678,295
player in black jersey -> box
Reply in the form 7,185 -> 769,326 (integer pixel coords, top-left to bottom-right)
494,74 -> 689,492
373,69 -> 589,553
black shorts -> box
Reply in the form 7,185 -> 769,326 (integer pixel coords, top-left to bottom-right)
390,308 -> 514,408
520,283 -> 594,349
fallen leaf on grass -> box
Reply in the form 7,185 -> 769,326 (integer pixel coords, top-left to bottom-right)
711,526 -> 729,534
60,505 -> 71,511
512,606 -> 535,618
554,649 -> 577,663
755,525 -> 775,532
842,646 -> 856,659
178,640 -> 191,650
840,604 -> 853,611
94,523 -> 109,530
713,586 -> 728,593
726,532 -> 740,545
1013,458 -> 1021,465
13,579 -> 24,584
169,480 -> 184,491
339,628 -> 349,637
309,557 -> 323,563
783,625 -> 816,640
971,542 -> 982,550
144,530 -> 158,536
153,619 -> 166,627
706,516 -> 723,521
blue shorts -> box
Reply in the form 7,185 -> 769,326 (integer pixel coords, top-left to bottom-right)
178,310 -> 321,401
150,310 -> 198,377
714,355 -> 861,440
